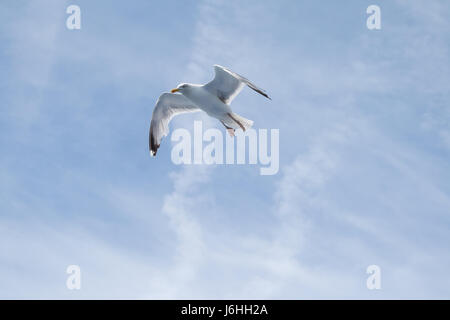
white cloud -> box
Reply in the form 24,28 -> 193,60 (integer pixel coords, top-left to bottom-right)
1,0 -> 450,299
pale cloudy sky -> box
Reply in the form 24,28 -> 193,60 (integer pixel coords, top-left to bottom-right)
1,0 -> 450,299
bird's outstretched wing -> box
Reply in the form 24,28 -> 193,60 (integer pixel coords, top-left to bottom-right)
204,65 -> 271,104
149,93 -> 200,156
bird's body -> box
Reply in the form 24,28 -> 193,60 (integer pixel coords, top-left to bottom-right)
179,84 -> 232,119
149,65 -> 270,156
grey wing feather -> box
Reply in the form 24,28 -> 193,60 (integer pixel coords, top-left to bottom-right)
204,65 -> 271,104
149,93 -> 200,156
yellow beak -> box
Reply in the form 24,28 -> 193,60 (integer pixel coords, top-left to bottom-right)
171,88 -> 179,93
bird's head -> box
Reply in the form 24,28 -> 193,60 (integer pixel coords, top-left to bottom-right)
171,83 -> 190,94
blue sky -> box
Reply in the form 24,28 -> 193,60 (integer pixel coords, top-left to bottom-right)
1,0 -> 450,298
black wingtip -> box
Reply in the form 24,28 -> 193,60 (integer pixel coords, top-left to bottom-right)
249,86 -> 271,100
150,144 -> 160,157
259,90 -> 272,100
149,129 -> 160,157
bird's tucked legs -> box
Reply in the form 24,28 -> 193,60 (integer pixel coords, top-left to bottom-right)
227,112 -> 245,131
221,120 -> 236,137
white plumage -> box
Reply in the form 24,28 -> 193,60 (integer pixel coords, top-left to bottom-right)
149,65 -> 270,156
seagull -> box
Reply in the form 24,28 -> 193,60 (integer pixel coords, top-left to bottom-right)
149,65 -> 271,156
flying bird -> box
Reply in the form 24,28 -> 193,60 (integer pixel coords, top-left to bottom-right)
149,65 -> 271,156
